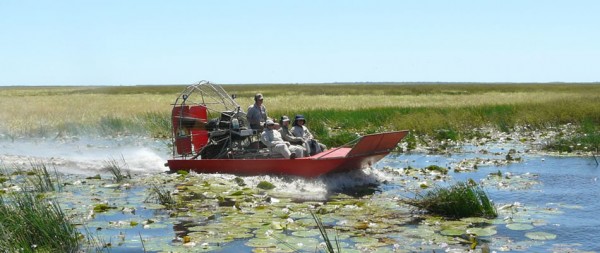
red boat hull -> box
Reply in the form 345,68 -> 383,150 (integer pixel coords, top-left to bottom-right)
167,131 -> 408,178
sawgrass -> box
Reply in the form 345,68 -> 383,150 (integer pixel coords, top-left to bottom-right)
0,191 -> 81,252
103,156 -> 131,183
0,163 -> 85,252
1,83 -> 598,149
403,180 -> 497,219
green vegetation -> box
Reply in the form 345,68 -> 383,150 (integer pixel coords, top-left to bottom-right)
544,119 -> 600,153
310,210 -> 340,253
146,184 -> 177,209
257,181 -> 276,190
26,161 -> 61,192
0,163 -> 83,252
103,156 -> 131,183
403,180 -> 497,219
1,83 -> 599,151
0,191 -> 81,252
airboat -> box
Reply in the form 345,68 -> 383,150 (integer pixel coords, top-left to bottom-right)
165,81 -> 408,178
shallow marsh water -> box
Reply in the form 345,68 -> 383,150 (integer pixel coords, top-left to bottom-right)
1,136 -> 599,252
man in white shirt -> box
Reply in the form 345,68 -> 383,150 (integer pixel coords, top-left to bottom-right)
261,120 -> 303,159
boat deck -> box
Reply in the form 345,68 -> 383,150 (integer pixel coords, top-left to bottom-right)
311,147 -> 351,159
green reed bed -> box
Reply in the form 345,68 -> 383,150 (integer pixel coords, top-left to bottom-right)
0,163 -> 84,252
103,156 -> 131,183
403,181 -> 497,219
146,184 -> 178,209
271,98 -> 600,148
0,191 -> 81,252
26,161 -> 62,192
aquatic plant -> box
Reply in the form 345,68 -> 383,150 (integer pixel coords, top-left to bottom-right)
310,210 -> 340,253
146,184 -> 177,209
257,181 -> 276,190
425,165 -> 449,175
26,161 -> 61,192
0,191 -> 81,252
138,111 -> 171,138
403,180 -> 497,219
544,118 -> 600,153
103,156 -> 131,183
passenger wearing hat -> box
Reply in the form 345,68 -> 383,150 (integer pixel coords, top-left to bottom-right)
260,119 -> 303,159
292,114 -> 327,156
279,115 -> 308,155
247,93 -> 268,130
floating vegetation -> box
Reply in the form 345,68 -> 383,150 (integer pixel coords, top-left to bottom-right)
93,203 -> 115,213
403,180 -> 497,218
86,174 -> 102,180
482,171 -> 540,190
257,181 -> 276,190
425,164 -> 449,175
525,231 -> 557,240
506,223 -> 535,231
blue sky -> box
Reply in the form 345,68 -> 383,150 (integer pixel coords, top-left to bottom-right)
1,1 -> 598,86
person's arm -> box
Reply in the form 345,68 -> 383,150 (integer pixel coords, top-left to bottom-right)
304,127 -> 314,140
260,132 -> 274,148
281,129 -> 303,143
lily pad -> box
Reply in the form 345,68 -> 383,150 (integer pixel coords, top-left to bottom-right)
506,223 -> 534,231
525,231 -> 557,240
257,181 -> 276,190
440,228 -> 465,236
466,226 -> 497,236
291,230 -> 321,237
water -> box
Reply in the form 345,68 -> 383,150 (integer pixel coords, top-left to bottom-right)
1,137 -> 599,252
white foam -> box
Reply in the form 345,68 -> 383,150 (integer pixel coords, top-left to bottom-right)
0,137 -> 169,175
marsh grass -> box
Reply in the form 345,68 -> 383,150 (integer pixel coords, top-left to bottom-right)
310,210 -> 340,253
1,83 -> 598,151
0,191 -> 81,252
138,111 -> 172,138
26,161 -> 61,192
545,119 -> 600,153
103,156 -> 131,183
403,180 -> 497,219
146,184 -> 177,209
0,162 -> 83,252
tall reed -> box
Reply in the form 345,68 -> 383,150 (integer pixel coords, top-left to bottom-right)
103,156 -> 131,183
146,184 -> 177,209
26,161 -> 61,192
0,191 -> 81,252
403,180 -> 497,219
310,210 -> 340,253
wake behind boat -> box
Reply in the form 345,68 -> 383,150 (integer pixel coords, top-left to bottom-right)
165,81 -> 408,178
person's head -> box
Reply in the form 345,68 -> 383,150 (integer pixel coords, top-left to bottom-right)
254,93 -> 264,104
293,114 -> 306,126
265,119 -> 275,129
280,115 -> 290,126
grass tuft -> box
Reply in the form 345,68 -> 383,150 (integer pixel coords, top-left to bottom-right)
146,184 -> 177,209
403,180 -> 497,219
0,191 -> 81,252
26,161 -> 61,192
102,156 -> 131,183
